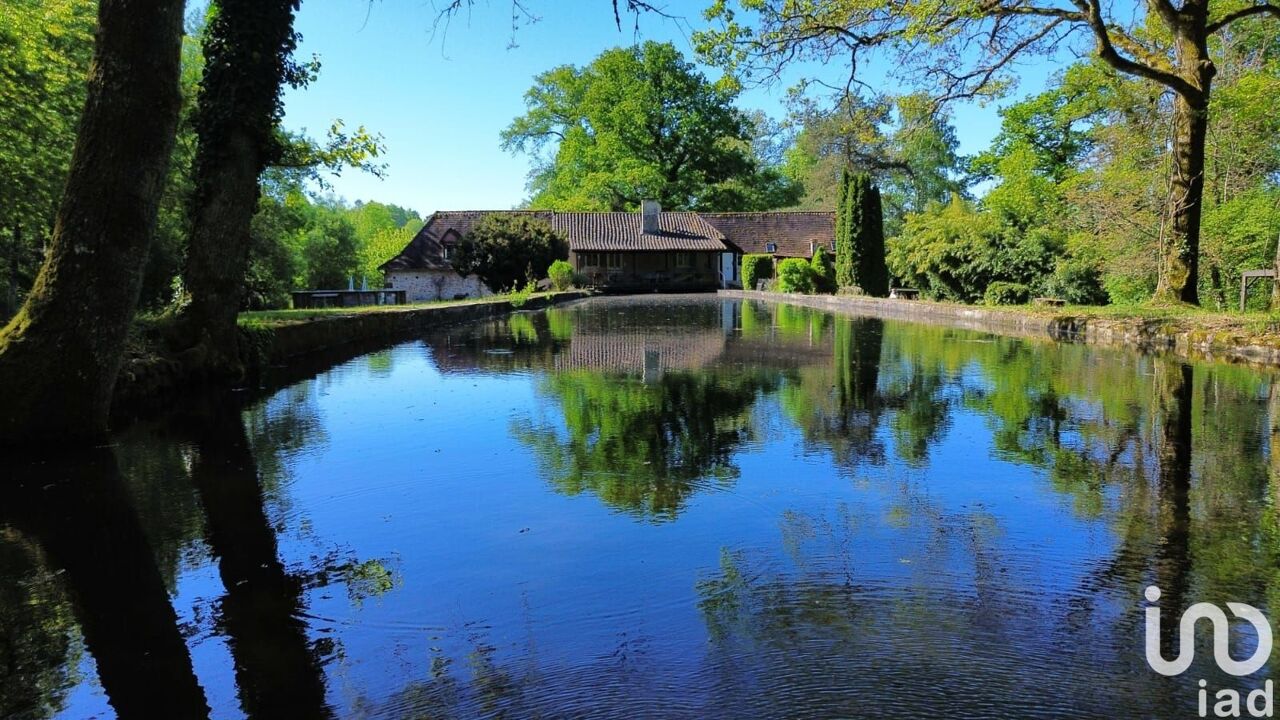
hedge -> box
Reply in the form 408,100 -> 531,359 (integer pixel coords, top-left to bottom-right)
742,254 -> 774,290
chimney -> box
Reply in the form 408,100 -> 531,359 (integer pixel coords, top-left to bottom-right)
641,200 -> 660,234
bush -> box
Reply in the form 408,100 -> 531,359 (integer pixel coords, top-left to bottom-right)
742,254 -> 774,290
777,258 -> 815,293
810,246 -> 836,294
547,259 -> 575,291
507,280 -> 537,309
983,281 -> 1031,306
1044,258 -> 1108,305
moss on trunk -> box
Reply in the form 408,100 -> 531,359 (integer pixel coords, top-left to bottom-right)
0,0 -> 185,444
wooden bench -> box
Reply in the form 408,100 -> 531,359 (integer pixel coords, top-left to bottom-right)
1032,297 -> 1066,307
889,288 -> 919,299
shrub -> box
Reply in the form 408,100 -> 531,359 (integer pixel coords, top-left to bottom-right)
507,280 -> 537,309
547,259 -> 575,290
1044,258 -> 1108,305
777,258 -> 815,293
810,246 -> 836,294
983,281 -> 1031,306
742,254 -> 774,290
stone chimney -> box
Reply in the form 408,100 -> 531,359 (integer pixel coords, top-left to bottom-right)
641,200 -> 660,234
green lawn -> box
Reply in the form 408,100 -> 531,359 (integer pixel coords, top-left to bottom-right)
236,291 -> 573,329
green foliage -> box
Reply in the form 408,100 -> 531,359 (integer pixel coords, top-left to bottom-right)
0,0 -> 96,318
547,259 -> 576,291
983,281 -> 1031,306
835,171 -> 889,295
857,184 -> 890,296
810,246 -> 836,293
776,257 -> 814,293
300,214 -> 361,290
502,41 -> 798,211
835,169 -> 860,289
782,93 -> 964,232
453,214 -> 569,292
741,254 -> 774,290
506,280 -> 538,309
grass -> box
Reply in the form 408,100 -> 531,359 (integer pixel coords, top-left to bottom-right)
236,291 -> 575,330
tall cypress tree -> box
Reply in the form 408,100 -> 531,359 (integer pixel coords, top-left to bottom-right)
835,169 -> 863,290
858,184 -> 889,296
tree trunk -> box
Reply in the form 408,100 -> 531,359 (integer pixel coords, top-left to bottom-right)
1153,29 -> 1214,306
4,224 -> 19,319
1271,230 -> 1280,311
0,0 -> 184,444
178,0 -> 301,378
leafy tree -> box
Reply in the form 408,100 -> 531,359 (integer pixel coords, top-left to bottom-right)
0,0 -> 187,443
300,214 -> 361,290
0,0 -> 96,319
175,0 -> 307,375
452,214 -> 568,292
697,0 -> 1280,305
502,41 -> 796,211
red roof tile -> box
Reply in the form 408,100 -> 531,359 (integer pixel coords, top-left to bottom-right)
700,212 -> 836,257
381,209 -> 834,271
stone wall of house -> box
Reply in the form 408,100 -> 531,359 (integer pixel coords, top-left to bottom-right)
386,270 -> 492,302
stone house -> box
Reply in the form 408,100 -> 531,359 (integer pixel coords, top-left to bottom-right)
380,202 -> 835,300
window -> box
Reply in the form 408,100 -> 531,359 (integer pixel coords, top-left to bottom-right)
442,245 -> 453,261
765,242 -> 778,253
606,252 -> 623,268
829,241 -> 836,252
674,252 -> 693,268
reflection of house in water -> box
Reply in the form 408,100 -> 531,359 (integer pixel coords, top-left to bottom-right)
554,330 -> 728,381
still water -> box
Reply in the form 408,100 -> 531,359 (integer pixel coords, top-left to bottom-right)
4,296 -> 1279,719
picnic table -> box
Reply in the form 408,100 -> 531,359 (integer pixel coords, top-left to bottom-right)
1033,297 -> 1066,307
889,287 -> 919,299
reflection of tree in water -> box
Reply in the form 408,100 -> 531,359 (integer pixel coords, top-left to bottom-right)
515,369 -> 776,521
0,451 -> 211,718
691,502 -> 1191,719
0,531 -> 79,720
779,315 -> 887,469
184,405 -> 335,719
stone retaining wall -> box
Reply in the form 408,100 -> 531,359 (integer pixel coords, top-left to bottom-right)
113,292 -> 588,419
719,290 -> 1280,368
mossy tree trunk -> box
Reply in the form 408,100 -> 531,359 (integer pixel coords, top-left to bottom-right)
1153,87 -> 1211,305
178,0 -> 303,377
0,0 -> 185,444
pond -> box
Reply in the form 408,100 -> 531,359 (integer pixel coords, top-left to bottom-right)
4,296 -> 1279,719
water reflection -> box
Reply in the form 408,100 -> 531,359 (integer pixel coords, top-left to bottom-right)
2,451 -> 210,718
4,297 -> 1280,718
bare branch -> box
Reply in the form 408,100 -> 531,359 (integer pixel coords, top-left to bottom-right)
1206,3 -> 1280,33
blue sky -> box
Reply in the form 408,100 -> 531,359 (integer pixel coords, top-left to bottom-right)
281,1 -> 1065,214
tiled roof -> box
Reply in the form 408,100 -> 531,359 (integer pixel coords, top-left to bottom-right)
700,212 -> 836,257
550,212 -> 727,252
381,209 -> 834,271
381,211 -> 553,271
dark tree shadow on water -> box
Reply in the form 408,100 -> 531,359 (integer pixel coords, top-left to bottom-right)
179,401 -> 334,720
1,450 -> 211,719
